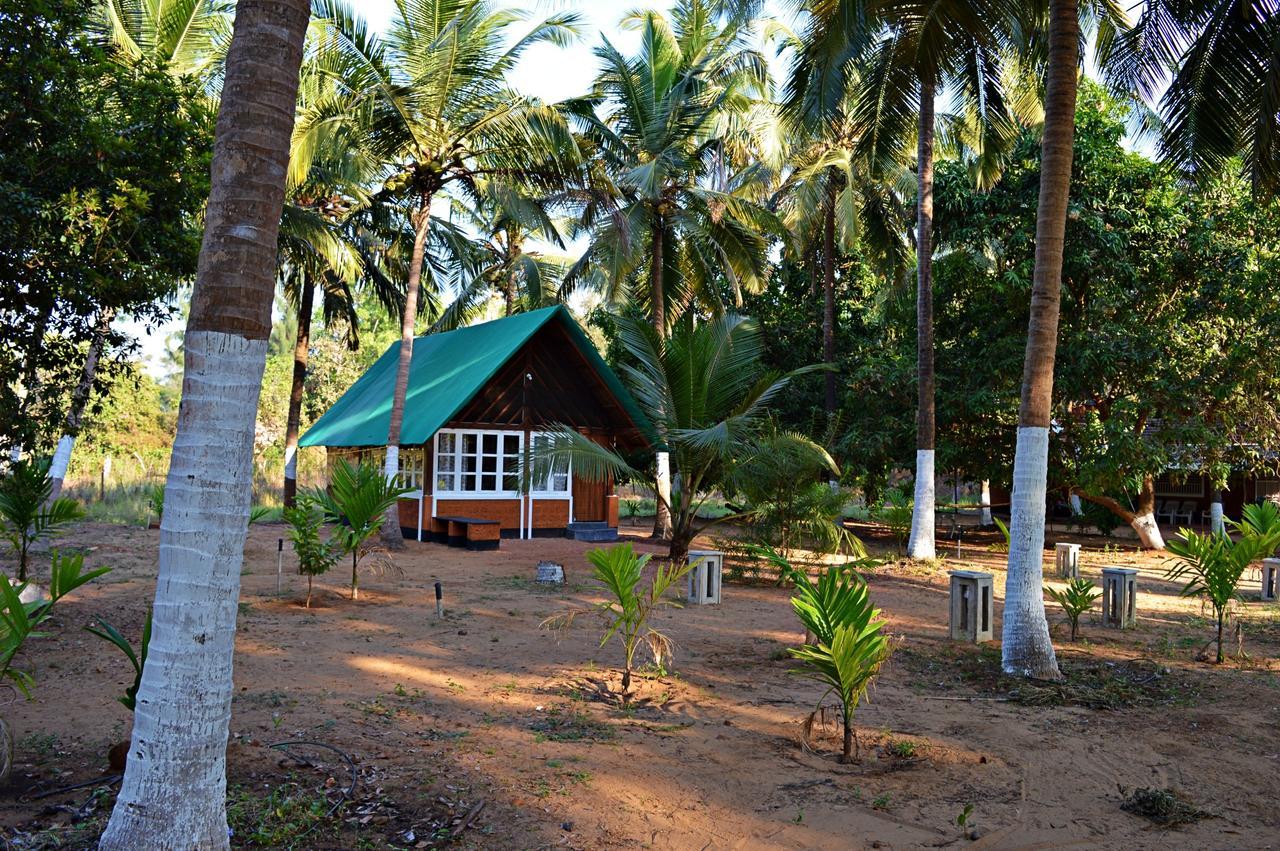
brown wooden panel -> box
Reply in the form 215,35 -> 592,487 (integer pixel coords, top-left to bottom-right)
529,499 -> 569,529
572,475 -> 606,521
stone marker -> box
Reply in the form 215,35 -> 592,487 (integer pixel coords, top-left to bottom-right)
687,550 -> 723,605
1262,558 -> 1279,603
949,570 -> 993,642
1101,566 -> 1138,628
1054,542 -> 1081,580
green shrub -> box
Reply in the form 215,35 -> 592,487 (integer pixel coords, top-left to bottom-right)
284,498 -> 342,608
875,488 -> 912,555
85,610 -> 152,711
306,460 -> 409,600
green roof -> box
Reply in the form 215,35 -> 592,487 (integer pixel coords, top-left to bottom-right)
299,306 -> 649,448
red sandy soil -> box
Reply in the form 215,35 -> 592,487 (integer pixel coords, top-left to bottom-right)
0,520 -> 1278,849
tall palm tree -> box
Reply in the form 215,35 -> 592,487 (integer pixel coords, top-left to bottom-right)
98,1 -> 311,847
566,2 -> 780,538
309,0 -> 582,545
786,0 -> 1022,561
1111,1 -> 1280,195
93,0 -> 233,88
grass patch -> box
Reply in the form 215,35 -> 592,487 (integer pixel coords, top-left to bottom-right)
529,706 -> 613,742
898,645 -> 1202,710
227,779 -> 338,848
1120,787 -> 1213,827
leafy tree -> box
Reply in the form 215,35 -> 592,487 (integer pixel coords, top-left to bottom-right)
543,542 -> 693,704
1,0 -> 212,458
788,564 -> 891,762
307,459 -> 410,600
0,458 -> 84,582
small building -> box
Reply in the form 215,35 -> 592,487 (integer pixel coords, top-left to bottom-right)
299,306 -> 650,546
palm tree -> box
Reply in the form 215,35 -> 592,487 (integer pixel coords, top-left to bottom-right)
309,0 -> 581,546
538,313 -> 822,564
566,2 -> 780,538
1111,1 -> 1280,195
786,0 -> 1022,561
98,1 -> 311,847
92,0 -> 233,88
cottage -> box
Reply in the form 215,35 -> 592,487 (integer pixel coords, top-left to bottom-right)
299,306 -> 650,548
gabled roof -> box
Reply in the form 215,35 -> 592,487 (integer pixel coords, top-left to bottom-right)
299,306 -> 650,448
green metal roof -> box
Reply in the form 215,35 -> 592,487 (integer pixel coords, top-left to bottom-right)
299,306 -> 650,448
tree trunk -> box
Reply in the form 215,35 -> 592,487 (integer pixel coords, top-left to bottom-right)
1001,0 -> 1079,681
651,214 -> 673,539
822,191 -> 837,415
48,307 -> 114,502
980,479 -> 993,526
908,80 -> 937,561
1076,475 -> 1166,550
381,194 -> 434,549
1209,487 -> 1224,534
841,715 -> 853,763
98,3 -> 309,848
350,552 -> 359,600
282,278 -> 314,508
1215,611 -> 1224,664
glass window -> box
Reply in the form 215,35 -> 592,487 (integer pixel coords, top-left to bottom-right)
531,433 -> 570,494
434,429 -> 523,496
400,449 -> 425,490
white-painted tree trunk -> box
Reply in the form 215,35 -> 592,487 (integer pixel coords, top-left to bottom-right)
980,479 -> 993,526
653,451 -> 672,538
1130,512 -> 1165,549
283,444 -> 297,485
1210,501 -> 1224,535
47,435 -> 75,500
1001,427 -> 1059,678
99,331 -> 266,849
907,449 -> 936,559
1069,493 -> 1082,516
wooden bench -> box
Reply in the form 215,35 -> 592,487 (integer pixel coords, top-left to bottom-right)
432,515 -> 500,551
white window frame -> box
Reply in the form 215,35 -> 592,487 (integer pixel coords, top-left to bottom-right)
530,432 -> 571,497
433,429 -> 524,498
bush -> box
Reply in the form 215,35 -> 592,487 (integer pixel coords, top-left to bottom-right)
284,497 -> 342,607
85,610 -> 152,711
306,460 -> 409,600
0,457 -> 84,581
875,488 -> 912,554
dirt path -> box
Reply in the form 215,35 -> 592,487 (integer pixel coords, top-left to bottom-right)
1,522 -> 1277,849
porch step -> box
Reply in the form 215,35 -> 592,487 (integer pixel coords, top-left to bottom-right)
566,521 -> 618,542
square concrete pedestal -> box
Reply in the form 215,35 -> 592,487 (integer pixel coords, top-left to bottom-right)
1101,566 -> 1138,629
949,570 -> 993,642
687,550 -> 723,605
1054,542 -> 1081,579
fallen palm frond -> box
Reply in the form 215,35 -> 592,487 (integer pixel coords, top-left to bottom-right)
1120,786 -> 1213,827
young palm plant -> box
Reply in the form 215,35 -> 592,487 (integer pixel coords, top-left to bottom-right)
1165,526 -> 1280,663
789,565 -> 891,763
542,542 -> 692,704
1045,578 -> 1100,641
534,313 -> 823,563
307,459 -> 409,600
0,457 -> 84,582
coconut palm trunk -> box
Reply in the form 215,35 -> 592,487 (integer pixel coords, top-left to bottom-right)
822,190 -> 837,415
907,79 -> 937,561
282,277 -> 314,508
1001,0 -> 1079,680
980,479 -> 993,526
381,194 -> 433,549
48,307 -> 114,502
1209,486 -> 1224,534
98,2 -> 310,848
651,212 -> 674,540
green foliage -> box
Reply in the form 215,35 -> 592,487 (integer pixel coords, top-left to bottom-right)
1166,527 -> 1280,663
284,498 -> 342,608
1046,579 -> 1101,642
788,565 -> 891,762
1235,501 -> 1280,556
727,422 -> 862,557
306,460 -> 409,600
543,543 -> 693,704
147,483 -> 165,524
875,488 -> 912,554
988,516 -> 1011,554
0,550 -> 109,698
85,610 -> 151,712
0,0 -> 212,451
0,457 -> 85,581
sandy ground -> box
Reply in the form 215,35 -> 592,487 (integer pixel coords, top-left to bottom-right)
0,519 -> 1278,849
